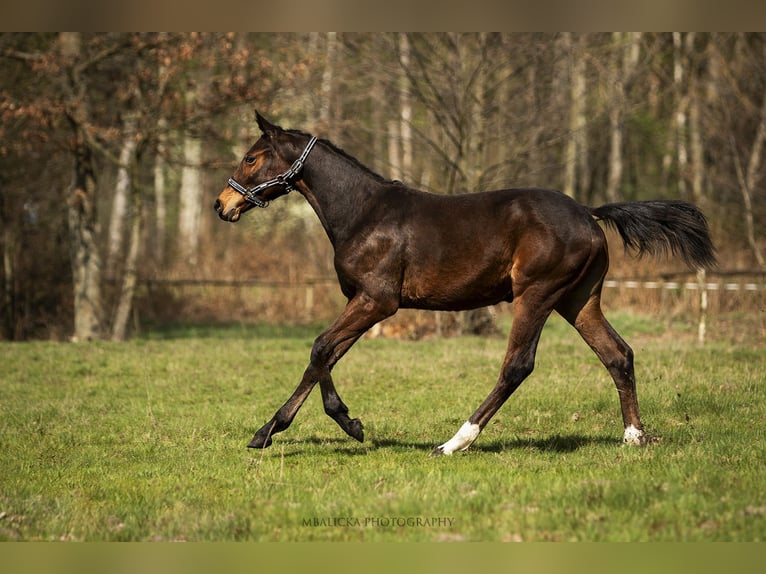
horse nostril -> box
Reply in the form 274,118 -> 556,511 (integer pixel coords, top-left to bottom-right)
214,199 -> 222,213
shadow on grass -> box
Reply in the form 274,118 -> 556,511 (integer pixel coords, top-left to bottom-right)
259,433 -> 619,457
468,434 -> 619,453
375,434 -> 618,454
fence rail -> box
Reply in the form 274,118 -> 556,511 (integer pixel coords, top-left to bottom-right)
135,270 -> 764,344
136,270 -> 765,292
603,280 -> 762,291
603,270 -> 764,344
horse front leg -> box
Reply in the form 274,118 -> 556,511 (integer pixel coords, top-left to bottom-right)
248,292 -> 397,448
313,293 -> 398,442
248,363 -> 321,448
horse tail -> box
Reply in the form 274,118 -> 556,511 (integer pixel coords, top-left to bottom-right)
591,200 -> 717,270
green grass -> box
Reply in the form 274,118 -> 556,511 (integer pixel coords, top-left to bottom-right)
1,313 -> 764,541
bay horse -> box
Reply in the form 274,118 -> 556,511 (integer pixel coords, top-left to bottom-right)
214,112 -> 716,455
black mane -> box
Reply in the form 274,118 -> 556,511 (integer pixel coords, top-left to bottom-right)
286,128 -> 392,185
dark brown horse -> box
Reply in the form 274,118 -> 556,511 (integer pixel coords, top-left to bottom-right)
215,112 -> 716,454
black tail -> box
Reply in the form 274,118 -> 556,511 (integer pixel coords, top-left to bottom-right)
591,200 -> 717,269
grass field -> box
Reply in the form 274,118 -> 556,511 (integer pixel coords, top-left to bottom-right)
1,313 -> 764,541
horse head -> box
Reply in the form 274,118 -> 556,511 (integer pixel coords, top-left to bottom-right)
215,111 -> 312,222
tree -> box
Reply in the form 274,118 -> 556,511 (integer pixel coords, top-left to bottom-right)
106,111 -> 137,276
2,33 -> 191,340
563,33 -> 588,201
715,34 -> 766,267
605,32 -> 641,202
59,32 -> 106,341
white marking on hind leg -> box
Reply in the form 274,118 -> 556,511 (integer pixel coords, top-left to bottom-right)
623,424 -> 646,446
436,421 -> 481,455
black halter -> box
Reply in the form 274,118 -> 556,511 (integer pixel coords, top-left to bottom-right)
227,136 -> 318,208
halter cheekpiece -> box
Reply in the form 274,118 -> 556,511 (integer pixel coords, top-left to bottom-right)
227,136 -> 318,208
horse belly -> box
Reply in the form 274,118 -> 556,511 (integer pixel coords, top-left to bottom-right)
399,253 -> 514,311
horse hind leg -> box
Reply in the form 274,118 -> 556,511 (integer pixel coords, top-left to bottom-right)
558,294 -> 646,445
433,294 -> 553,455
318,367 -> 364,443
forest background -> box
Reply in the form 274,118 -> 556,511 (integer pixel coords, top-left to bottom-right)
1,32 -> 764,342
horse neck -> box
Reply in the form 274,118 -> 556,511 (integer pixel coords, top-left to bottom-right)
297,142 -> 381,246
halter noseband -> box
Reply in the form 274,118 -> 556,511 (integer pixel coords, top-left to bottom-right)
227,135 -> 318,208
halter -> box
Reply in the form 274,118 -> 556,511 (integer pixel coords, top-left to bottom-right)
227,136 -> 318,208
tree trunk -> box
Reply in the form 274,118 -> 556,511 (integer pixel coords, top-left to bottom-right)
1,221 -> 14,340
178,132 -> 203,266
465,33 -> 486,192
106,112 -> 137,276
387,117 -> 402,180
605,33 -> 624,203
605,32 -> 641,203
460,34 -> 499,337
153,117 -> 168,264
399,33 -> 413,180
688,33 -> 705,203
388,37 -> 403,181
111,153 -> 143,341
319,32 -> 337,134
673,32 -> 690,198
564,33 -> 587,201
731,89 -> 766,268
67,127 -> 104,341
743,89 -> 766,268
60,32 -> 104,342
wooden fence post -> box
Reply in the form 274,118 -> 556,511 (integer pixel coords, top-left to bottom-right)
697,268 -> 707,346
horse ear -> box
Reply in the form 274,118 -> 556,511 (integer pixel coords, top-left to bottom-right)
254,110 -> 281,137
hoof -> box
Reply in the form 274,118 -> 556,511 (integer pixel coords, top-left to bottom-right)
247,433 -> 273,449
430,446 -> 446,457
622,425 -> 647,446
346,418 -> 364,443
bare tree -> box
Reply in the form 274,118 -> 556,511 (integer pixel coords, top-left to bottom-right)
106,111 -> 138,276
563,33 -> 588,201
709,33 -> 766,268
178,128 -> 203,266
153,117 -> 168,264
399,33 -> 413,180
319,32 -> 337,133
605,32 -> 641,202
110,144 -> 143,341
673,32 -> 691,198
60,32 -> 105,341
1,194 -> 14,339
730,85 -> 766,268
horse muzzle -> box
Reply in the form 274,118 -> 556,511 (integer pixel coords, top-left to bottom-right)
215,184 -> 255,222
214,198 -> 243,222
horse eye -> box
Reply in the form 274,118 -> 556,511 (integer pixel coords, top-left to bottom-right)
245,155 -> 256,165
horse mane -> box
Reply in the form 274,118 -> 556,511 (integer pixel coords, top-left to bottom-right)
286,128 -> 393,185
